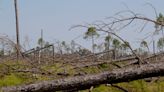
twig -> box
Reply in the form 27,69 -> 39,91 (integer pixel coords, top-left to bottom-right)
111,84 -> 128,92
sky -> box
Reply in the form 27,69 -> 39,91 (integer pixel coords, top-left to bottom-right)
0,0 -> 164,51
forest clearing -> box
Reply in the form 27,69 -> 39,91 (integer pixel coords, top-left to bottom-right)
0,0 -> 164,92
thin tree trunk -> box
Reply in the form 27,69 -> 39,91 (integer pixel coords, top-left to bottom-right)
107,40 -> 110,60
153,40 -> 155,54
107,33 -> 110,60
2,61 -> 164,92
14,0 -> 20,60
91,33 -> 95,62
91,34 -> 95,54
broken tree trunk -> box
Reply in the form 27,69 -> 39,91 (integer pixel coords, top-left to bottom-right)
2,61 -> 164,92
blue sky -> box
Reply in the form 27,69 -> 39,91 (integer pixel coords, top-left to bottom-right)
0,0 -> 164,50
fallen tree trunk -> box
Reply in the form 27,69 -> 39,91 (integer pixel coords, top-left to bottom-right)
2,61 -> 164,92
73,52 -> 164,69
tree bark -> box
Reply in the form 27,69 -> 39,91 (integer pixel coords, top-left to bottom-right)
2,62 -> 164,92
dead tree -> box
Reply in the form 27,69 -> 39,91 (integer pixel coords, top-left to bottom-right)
14,0 -> 21,60
2,61 -> 164,92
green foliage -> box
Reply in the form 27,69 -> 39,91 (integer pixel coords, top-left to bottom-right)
42,63 -> 75,76
42,63 -> 63,73
83,27 -> 99,53
80,80 -> 164,92
0,74 -> 23,87
0,60 -> 163,92
61,41 -> 71,53
140,40 -> 149,52
0,50 -> 4,56
104,35 -> 112,51
157,37 -> 164,51
98,63 -> 112,70
133,80 -> 149,92
37,38 -> 45,47
98,64 -> 109,69
121,41 -> 129,50
155,13 -> 164,31
82,66 -> 101,74
112,38 -> 121,48
105,35 -> 112,42
92,85 -> 122,92
84,27 -> 99,39
61,41 -> 66,46
140,40 -> 147,47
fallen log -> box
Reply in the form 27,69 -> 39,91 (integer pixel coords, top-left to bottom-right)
73,52 -> 164,69
2,61 -> 164,92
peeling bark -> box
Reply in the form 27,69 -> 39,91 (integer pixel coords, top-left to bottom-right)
2,62 -> 164,92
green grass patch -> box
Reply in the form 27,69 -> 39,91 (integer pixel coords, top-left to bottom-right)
82,66 -> 101,74
42,63 -> 76,76
0,73 -> 24,87
98,63 -> 114,70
